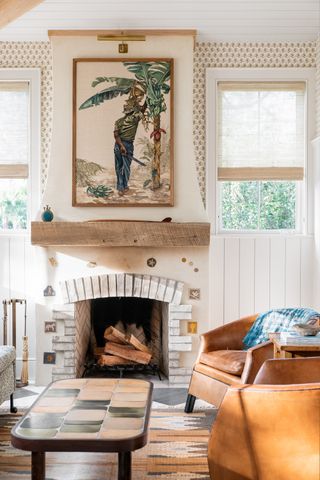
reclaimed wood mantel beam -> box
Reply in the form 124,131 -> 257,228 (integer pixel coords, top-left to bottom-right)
0,0 -> 43,29
31,221 -> 210,247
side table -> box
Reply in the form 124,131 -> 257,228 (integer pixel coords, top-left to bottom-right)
269,333 -> 320,359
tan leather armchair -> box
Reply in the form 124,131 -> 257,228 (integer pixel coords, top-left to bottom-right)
185,315 -> 274,412
208,357 -> 320,480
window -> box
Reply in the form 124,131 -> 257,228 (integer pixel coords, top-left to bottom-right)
0,82 -> 29,230
217,81 -> 305,232
0,70 -> 40,232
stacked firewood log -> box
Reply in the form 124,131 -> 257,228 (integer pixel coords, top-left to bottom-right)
95,326 -> 152,366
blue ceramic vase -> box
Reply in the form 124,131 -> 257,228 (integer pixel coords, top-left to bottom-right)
41,205 -> 54,222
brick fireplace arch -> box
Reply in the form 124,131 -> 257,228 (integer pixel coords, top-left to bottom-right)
60,273 -> 185,305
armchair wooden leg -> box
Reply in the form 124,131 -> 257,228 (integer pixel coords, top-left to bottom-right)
185,393 -> 196,413
10,393 -> 17,413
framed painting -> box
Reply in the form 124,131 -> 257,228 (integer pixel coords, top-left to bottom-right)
73,58 -> 174,206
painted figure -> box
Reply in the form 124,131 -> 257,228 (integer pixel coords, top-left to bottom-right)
113,85 -> 146,195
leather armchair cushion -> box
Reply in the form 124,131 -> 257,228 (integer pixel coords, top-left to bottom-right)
199,350 -> 246,376
195,362 -> 243,385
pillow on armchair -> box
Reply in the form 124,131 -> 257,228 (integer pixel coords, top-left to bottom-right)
243,308 -> 320,349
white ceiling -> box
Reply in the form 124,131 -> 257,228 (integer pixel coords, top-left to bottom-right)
0,0 -> 319,43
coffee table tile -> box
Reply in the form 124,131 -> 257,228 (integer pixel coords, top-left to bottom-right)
32,405 -> 71,414
102,417 -> 144,430
37,397 -> 74,407
72,400 -> 109,410
78,390 -> 113,401
115,386 -> 150,393
112,393 -> 148,402
108,406 -> 145,417
60,424 -> 102,433
50,379 -> 87,389
21,414 -> 64,429
64,409 -> 106,424
117,379 -> 148,386
110,400 -> 147,408
43,388 -> 80,398
16,427 -> 58,438
55,432 -> 99,439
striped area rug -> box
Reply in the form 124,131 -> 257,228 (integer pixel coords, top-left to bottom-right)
0,409 -> 216,479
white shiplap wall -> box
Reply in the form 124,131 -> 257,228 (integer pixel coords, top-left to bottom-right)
210,235 -> 314,327
0,235 -> 37,382
0,0 -> 318,42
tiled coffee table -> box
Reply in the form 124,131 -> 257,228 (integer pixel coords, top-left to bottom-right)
11,378 -> 153,480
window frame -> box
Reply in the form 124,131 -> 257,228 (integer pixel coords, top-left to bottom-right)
0,68 -> 41,235
206,68 -> 316,236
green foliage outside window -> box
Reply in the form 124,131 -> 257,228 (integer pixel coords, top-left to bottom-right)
221,181 -> 296,230
0,179 -> 27,230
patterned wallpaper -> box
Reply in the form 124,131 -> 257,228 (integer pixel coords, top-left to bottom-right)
194,42 -> 316,204
0,40 -> 317,202
0,42 -> 53,192
316,38 -> 320,138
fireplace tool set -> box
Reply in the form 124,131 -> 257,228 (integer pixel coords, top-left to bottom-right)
2,299 -> 28,387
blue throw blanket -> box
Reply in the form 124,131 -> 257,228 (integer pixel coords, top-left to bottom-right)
243,308 -> 320,349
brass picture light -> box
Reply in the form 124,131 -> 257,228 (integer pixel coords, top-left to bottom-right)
97,33 -> 146,53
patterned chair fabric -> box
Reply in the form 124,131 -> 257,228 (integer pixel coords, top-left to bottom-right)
0,346 -> 16,408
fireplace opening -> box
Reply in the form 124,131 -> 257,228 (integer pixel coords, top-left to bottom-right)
91,297 -> 154,346
84,297 -> 168,379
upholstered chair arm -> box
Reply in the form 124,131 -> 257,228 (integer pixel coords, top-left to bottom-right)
254,357 -> 320,385
0,346 -> 15,375
196,315 -> 258,360
241,340 -> 274,383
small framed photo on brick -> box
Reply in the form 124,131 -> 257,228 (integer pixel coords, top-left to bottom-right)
43,285 -> 56,297
189,288 -> 200,300
44,321 -> 56,333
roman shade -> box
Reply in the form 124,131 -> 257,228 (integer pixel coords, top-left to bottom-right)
217,81 -> 306,181
0,81 -> 29,178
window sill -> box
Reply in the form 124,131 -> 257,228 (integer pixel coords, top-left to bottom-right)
0,230 -> 29,237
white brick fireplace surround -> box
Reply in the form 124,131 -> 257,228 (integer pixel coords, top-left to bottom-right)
51,273 -> 193,384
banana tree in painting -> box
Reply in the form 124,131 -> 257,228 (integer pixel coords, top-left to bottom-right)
79,60 -> 171,190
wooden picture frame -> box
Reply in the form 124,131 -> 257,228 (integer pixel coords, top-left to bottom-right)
73,58 -> 174,207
